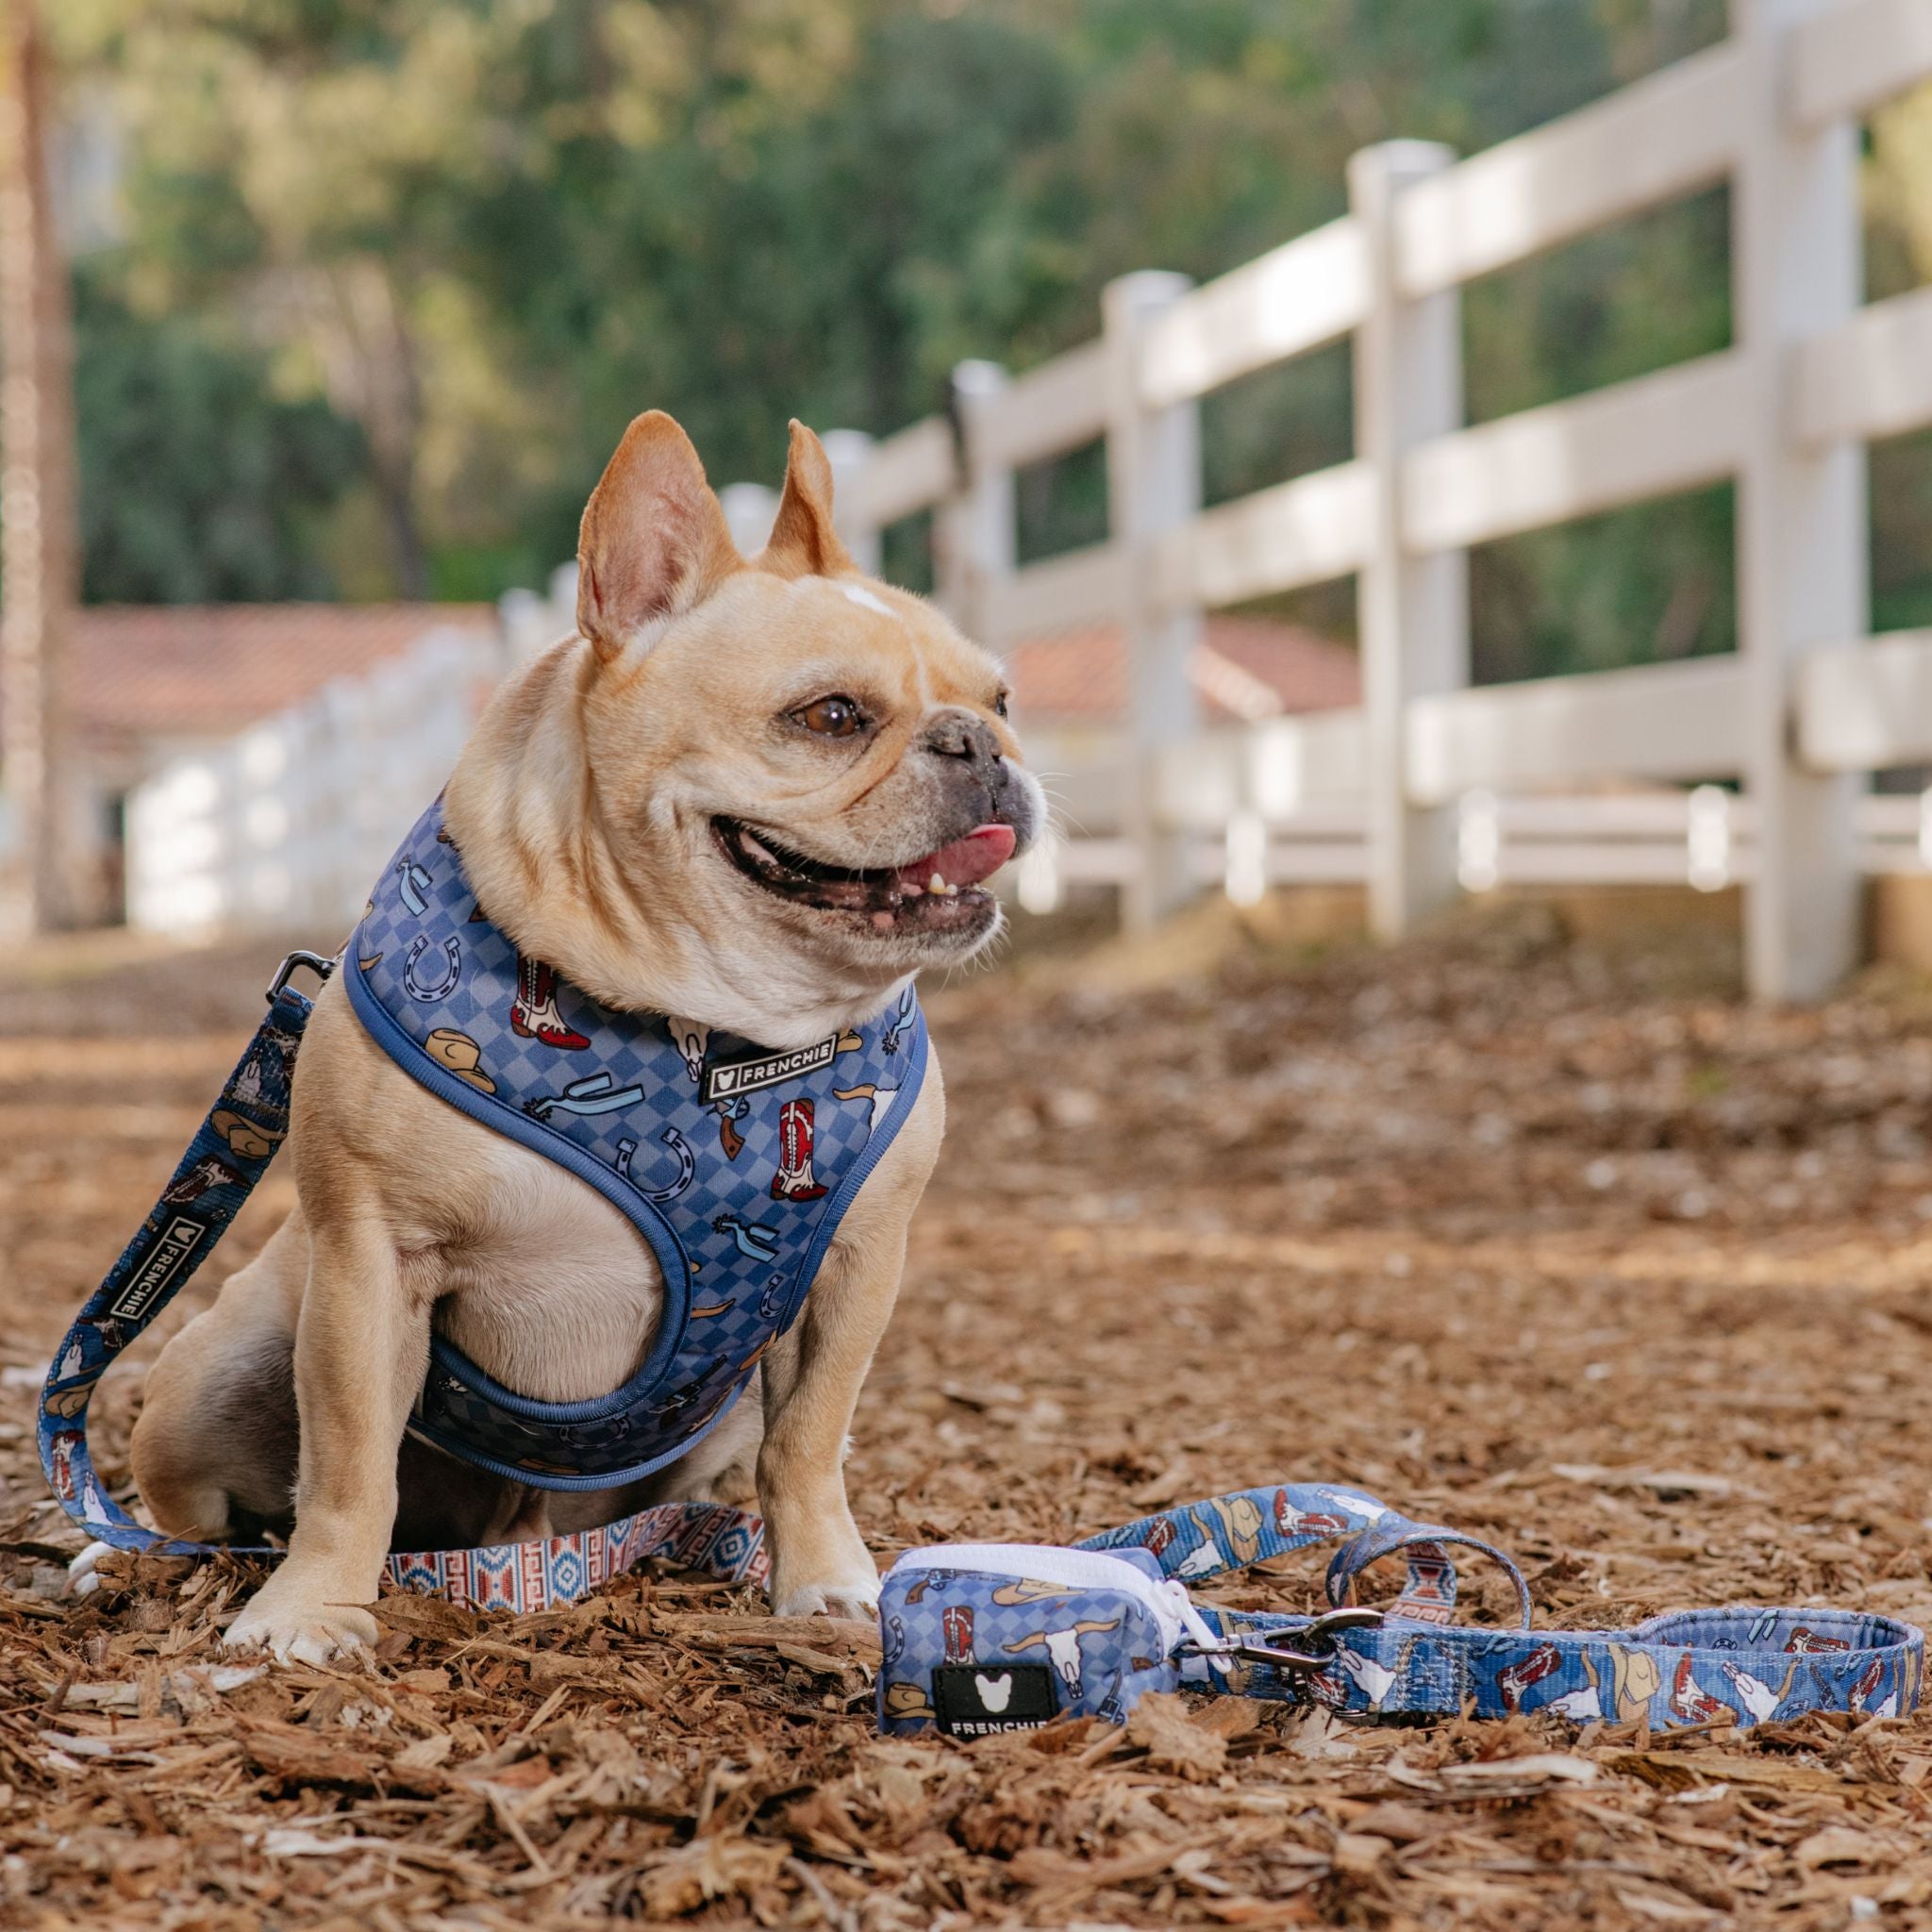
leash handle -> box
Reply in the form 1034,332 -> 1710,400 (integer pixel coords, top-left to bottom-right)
1078,1482 -> 1532,1629
39,965 -> 325,1554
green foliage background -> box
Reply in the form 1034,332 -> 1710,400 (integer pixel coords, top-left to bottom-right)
53,0 -> 1932,684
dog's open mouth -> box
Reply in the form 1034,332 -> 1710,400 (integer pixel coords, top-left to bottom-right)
713,817 -> 1017,935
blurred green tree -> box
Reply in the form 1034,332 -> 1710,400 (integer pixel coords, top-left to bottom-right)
75,275 -> 366,603
54,0 -> 1932,687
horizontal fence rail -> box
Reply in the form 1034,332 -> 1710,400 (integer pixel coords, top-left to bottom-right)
1391,42 -> 1747,298
123,0 -> 1932,1000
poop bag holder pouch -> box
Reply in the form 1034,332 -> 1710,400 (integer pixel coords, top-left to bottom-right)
874,1478 -> 1522,1737
876,1541 -> 1220,1735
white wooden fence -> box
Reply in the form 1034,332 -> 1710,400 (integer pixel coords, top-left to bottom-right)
709,0 -> 1932,1000
126,0 -> 1932,997
126,623 -> 506,940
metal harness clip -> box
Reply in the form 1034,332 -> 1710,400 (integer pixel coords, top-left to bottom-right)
266,950 -> 336,1004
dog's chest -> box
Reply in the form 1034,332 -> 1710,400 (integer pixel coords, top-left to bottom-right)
430,1134 -> 664,1405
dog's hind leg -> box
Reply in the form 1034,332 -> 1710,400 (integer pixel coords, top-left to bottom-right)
129,1208 -> 309,1541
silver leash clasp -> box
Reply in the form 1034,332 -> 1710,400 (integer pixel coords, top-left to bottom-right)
266,950 -> 336,1003
1219,1606 -> 1386,1671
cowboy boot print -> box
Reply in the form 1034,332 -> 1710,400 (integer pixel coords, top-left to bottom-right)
510,956 -> 591,1050
772,1098 -> 828,1202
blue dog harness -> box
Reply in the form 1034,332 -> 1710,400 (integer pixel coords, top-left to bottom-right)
36,952 -> 774,1607
35,786 -> 927,1608
346,798 -> 928,1490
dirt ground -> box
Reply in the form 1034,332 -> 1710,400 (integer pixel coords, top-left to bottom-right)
6,899 -> 1932,1929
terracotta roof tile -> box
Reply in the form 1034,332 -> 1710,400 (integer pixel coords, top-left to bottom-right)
62,604 -> 498,748
1005,615 -> 1359,724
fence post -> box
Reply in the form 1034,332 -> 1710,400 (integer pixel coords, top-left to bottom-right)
1103,270 -> 1201,931
1348,142 -> 1468,941
936,359 -> 1012,640
822,429 -> 882,575
719,482 -> 779,560
1732,0 -> 1866,1000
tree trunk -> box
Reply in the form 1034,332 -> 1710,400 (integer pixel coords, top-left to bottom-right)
0,0 -> 78,934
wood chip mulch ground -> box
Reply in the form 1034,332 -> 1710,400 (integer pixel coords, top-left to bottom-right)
5,903 -> 1932,1928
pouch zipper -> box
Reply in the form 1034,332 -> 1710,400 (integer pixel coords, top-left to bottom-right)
885,1542 -> 1208,1661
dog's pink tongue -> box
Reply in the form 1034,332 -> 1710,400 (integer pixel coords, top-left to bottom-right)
898,824 -> 1017,891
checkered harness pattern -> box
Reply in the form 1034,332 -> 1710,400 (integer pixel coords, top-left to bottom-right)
347,797 -> 928,1490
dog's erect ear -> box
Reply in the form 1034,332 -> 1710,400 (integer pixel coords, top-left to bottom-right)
758,420 -> 854,579
576,411 -> 741,660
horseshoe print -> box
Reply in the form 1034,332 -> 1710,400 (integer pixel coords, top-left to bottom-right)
403,933 -> 463,1002
632,1126 -> 696,1204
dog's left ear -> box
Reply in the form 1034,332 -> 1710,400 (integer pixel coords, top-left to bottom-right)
577,410 -> 741,661
758,421 -> 855,579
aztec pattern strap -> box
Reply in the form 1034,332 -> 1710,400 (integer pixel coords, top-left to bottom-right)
1085,1483 -> 1921,1727
38,958 -> 766,1612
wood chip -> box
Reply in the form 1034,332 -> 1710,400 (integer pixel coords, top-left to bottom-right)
1126,1691 -> 1229,1779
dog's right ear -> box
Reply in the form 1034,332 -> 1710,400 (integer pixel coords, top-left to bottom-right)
576,411 -> 741,662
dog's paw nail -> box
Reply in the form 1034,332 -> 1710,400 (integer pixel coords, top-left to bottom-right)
774,1582 -> 880,1623
224,1596 -> 375,1667
66,1540 -> 112,1597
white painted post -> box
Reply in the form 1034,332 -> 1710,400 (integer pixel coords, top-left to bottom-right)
821,428 -> 882,575
1733,0 -> 1867,1000
936,359 -> 1012,639
1348,142 -> 1468,941
718,482 -> 779,559
1103,270 -> 1202,931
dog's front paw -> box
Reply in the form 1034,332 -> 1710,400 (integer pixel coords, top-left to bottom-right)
225,1573 -> 377,1666
773,1578 -> 881,1622
771,1550 -> 881,1624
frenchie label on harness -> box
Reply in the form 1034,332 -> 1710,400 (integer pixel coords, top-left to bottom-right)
931,1662 -> 1058,1736
703,1036 -> 838,1104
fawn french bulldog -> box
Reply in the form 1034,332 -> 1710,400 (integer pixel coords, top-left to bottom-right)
125,412 -> 1042,1663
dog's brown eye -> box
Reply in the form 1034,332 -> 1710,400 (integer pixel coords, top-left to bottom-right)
795,694 -> 864,738
994,691 -> 1010,719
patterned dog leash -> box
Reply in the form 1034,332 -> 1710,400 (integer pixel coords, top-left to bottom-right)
38,952 -> 766,1614
877,1483 -> 1924,1733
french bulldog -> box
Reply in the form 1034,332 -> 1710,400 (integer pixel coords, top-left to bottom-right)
125,412 -> 1042,1663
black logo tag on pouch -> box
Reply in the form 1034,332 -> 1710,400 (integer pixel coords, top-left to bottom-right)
931,1663 -> 1058,1736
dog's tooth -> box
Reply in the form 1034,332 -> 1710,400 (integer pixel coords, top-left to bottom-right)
928,871 -> 946,895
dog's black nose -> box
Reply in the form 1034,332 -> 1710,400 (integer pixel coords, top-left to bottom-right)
922,708 -> 1003,770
